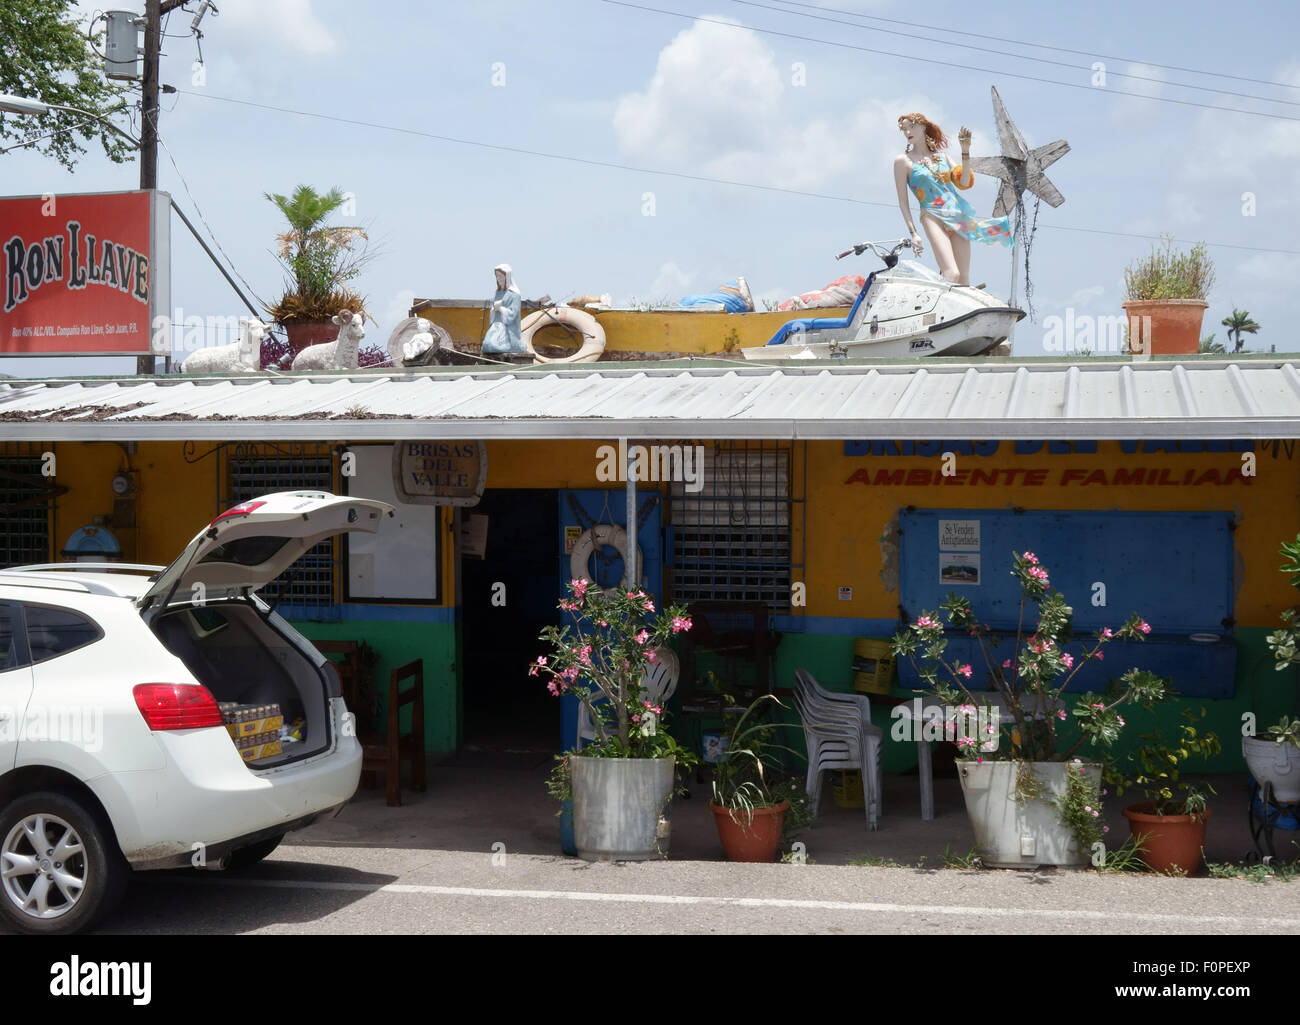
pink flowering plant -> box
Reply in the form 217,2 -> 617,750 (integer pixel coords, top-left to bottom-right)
892,551 -> 1171,765
533,578 -> 695,758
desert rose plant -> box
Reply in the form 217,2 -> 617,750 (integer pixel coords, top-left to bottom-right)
533,579 -> 693,757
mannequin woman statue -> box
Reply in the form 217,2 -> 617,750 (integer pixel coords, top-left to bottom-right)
893,113 -> 1012,286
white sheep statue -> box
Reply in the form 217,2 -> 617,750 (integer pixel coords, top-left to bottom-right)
180,316 -> 269,373
291,309 -> 365,371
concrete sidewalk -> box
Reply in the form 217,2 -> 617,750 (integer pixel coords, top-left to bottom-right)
291,756 -> 1294,871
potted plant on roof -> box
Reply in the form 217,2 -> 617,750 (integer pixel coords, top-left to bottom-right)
1111,709 -> 1221,874
263,184 -> 371,354
1122,234 -> 1215,356
709,693 -> 807,862
534,580 -> 697,860
1248,534 -> 1300,804
892,551 -> 1170,867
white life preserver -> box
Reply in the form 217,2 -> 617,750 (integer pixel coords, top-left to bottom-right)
570,524 -> 643,595
524,306 -> 607,364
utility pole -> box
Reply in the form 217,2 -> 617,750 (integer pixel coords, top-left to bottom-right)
137,0 -> 186,374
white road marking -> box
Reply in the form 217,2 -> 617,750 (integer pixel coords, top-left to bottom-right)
182,876 -> 1300,929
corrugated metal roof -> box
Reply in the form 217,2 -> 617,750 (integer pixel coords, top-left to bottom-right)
1,359 -> 1298,440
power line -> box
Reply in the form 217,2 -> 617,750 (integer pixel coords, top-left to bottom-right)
600,1 -> 1300,123
731,0 -> 1300,108
764,0 -> 1300,93
173,89 -> 1300,256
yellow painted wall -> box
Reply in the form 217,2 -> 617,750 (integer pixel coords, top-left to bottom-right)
802,441 -> 1298,627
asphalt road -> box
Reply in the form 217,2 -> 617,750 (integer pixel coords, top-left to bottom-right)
93,842 -> 1300,935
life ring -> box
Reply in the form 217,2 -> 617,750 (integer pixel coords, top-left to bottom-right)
524,306 -> 607,364
570,524 -> 643,595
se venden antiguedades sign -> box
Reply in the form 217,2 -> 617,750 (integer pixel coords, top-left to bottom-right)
1,190 -> 171,356
392,441 -> 487,506
843,439 -> 1262,488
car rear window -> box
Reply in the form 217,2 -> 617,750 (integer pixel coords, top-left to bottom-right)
0,603 -> 21,670
199,536 -> 293,567
25,605 -> 102,662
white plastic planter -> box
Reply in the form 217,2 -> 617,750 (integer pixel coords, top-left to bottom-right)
570,756 -> 674,861
958,760 -> 1101,868
1243,736 -> 1300,804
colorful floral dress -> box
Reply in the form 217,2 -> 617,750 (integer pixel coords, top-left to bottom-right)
909,153 -> 1013,246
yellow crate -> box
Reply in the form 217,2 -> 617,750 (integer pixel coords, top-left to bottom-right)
852,638 -> 895,695
226,715 -> 284,740
832,770 -> 865,808
238,738 -> 282,762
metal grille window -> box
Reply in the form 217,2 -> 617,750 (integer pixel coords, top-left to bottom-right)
668,441 -> 803,612
223,445 -> 335,611
0,446 -> 54,568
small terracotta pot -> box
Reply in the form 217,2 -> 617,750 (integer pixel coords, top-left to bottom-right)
1121,300 -> 1208,356
283,319 -> 339,355
711,801 -> 788,863
1122,801 -> 1211,874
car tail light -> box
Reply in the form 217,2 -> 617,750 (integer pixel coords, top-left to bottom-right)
133,683 -> 224,730
209,499 -> 266,527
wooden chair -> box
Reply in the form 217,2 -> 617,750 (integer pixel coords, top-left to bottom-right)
363,659 -> 426,807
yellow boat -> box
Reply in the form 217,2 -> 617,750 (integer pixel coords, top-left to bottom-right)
410,297 -> 849,362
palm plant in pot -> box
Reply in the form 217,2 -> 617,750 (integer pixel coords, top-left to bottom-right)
263,184 -> 370,355
1112,709 -> 1221,874
534,579 -> 696,861
1251,535 -> 1300,804
1122,234 -> 1215,355
892,551 -> 1170,867
709,694 -> 807,862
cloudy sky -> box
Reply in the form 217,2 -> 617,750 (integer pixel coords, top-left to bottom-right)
4,0 -> 1297,375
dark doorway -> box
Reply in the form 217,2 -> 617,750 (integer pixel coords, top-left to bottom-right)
460,489 -> 559,751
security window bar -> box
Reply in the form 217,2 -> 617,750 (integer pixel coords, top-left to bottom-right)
668,442 -> 802,612
0,448 -> 54,568
224,446 -> 335,610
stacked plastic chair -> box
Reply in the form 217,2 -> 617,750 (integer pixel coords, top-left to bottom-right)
793,668 -> 883,830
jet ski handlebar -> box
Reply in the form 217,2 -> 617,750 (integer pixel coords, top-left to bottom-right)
836,238 -> 913,265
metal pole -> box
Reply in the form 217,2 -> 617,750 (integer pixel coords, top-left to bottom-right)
624,438 -> 638,590
1007,231 -> 1020,347
137,0 -> 161,375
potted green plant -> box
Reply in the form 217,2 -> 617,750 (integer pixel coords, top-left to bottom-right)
534,579 -> 696,861
1113,709 -> 1221,874
1122,234 -> 1215,355
893,551 -> 1169,867
263,184 -> 371,354
1251,535 -> 1300,802
709,694 -> 805,862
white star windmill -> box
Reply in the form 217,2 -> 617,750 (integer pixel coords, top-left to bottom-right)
966,86 -> 1069,329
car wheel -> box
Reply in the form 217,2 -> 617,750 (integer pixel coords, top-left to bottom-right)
225,834 -> 284,871
0,790 -> 128,935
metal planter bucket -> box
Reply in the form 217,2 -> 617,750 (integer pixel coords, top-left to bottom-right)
571,756 -> 674,861
959,760 -> 1100,868
1243,736 -> 1300,804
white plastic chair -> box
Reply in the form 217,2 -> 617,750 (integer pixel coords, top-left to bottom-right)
793,669 -> 883,829
576,648 -> 680,749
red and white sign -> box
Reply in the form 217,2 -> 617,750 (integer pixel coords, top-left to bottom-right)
1,189 -> 170,356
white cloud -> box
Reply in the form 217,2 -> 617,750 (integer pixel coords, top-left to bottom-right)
379,288 -> 418,337
1068,284 -> 1105,308
1110,62 -> 1166,130
210,0 -> 337,55
649,261 -> 692,298
611,19 -> 975,193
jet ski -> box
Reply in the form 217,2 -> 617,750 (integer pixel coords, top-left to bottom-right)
741,238 -> 1024,360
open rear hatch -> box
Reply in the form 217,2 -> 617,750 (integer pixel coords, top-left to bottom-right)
141,492 -> 394,767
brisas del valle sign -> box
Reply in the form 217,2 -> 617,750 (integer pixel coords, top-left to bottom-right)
1,190 -> 170,356
391,441 -> 486,506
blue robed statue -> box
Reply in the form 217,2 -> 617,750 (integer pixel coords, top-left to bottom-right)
481,263 -> 524,355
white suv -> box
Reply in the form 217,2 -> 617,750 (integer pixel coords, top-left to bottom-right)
0,491 -> 393,934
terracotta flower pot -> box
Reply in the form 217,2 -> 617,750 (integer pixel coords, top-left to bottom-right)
283,319 -> 339,355
1122,802 -> 1211,874
1121,300 -> 1208,356
711,801 -> 788,862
